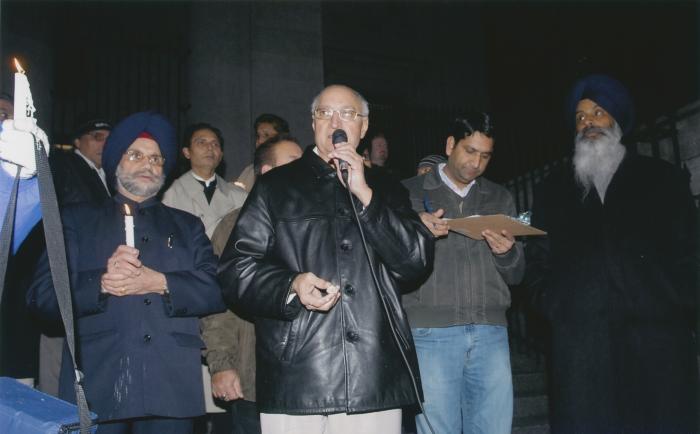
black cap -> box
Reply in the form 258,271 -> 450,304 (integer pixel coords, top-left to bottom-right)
73,119 -> 112,140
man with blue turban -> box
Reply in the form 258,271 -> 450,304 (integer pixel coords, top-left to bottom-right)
29,111 -> 225,433
527,74 -> 698,433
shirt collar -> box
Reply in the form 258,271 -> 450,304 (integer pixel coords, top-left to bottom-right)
191,171 -> 217,187
114,192 -> 160,211
75,149 -> 102,173
438,163 -> 476,198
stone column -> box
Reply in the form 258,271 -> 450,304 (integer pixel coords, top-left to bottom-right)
188,1 -> 324,180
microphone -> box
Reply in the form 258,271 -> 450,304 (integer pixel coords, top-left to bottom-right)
332,129 -> 349,182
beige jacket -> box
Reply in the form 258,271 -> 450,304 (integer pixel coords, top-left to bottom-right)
162,171 -> 247,237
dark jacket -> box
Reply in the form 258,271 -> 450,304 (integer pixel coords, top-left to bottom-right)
527,154 -> 698,434
50,150 -> 111,207
28,194 -> 225,422
402,170 -> 524,328
218,146 -> 434,415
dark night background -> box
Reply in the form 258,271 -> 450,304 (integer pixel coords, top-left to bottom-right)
1,0 -> 697,182
0,2 -> 698,428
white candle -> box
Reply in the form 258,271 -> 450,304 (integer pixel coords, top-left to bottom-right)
124,204 -> 135,247
12,58 -> 34,122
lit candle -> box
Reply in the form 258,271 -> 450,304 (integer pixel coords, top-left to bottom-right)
124,204 -> 135,247
12,58 -> 35,123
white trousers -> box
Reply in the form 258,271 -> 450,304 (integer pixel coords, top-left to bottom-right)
260,408 -> 402,434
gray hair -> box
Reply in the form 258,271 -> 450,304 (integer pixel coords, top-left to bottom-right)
310,85 -> 370,117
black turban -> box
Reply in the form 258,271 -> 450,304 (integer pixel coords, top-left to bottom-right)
102,111 -> 177,188
567,74 -> 635,135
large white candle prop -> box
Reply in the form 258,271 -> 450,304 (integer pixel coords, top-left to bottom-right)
13,58 -> 36,123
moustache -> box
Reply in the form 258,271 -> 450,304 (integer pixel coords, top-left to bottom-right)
131,169 -> 158,179
578,126 -> 612,140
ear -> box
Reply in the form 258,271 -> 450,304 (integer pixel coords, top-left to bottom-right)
182,147 -> 191,160
73,138 -> 81,150
261,163 -> 273,175
360,117 -> 369,139
445,136 -> 456,157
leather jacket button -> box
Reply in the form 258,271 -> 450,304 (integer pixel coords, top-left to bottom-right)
340,240 -> 352,251
346,331 -> 360,343
143,334 -> 151,342
344,284 -> 355,295
141,235 -> 149,243
144,298 -> 151,305
337,208 -> 349,217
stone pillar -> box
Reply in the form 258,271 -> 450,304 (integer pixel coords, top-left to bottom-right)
188,1 -> 324,180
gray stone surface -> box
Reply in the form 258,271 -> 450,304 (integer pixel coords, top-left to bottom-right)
188,1 -> 323,181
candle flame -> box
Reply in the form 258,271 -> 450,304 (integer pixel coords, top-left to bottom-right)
13,58 -> 25,74
124,204 -> 132,216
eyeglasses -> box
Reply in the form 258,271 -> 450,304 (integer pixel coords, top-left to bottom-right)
87,131 -> 109,142
313,108 -> 367,121
124,149 -> 166,166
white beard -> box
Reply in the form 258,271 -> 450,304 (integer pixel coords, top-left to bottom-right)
573,122 -> 626,203
116,165 -> 165,199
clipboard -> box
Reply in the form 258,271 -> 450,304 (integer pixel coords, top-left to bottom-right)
448,214 -> 547,240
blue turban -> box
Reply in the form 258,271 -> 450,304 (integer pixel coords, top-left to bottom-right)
567,74 -> 635,135
102,111 -> 177,187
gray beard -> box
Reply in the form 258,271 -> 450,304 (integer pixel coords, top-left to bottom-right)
573,122 -> 626,203
116,165 -> 165,199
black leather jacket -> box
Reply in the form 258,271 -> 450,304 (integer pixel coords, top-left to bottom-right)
218,147 -> 434,414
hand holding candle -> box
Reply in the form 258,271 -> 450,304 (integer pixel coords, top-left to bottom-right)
1,58 -> 48,178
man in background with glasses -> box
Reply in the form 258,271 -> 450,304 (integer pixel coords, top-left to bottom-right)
51,118 -> 112,207
219,85 -> 433,434
29,111 -> 225,434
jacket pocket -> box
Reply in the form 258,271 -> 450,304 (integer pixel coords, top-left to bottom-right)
171,331 -> 206,349
411,327 -> 432,338
279,317 -> 302,363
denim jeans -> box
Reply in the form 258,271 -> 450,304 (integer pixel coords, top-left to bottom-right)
412,324 -> 512,434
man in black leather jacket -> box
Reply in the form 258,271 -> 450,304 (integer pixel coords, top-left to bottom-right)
218,85 -> 434,434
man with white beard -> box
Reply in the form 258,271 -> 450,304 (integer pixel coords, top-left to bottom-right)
527,74 -> 698,434
572,120 -> 625,202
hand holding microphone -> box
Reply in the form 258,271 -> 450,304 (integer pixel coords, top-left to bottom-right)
329,128 -> 373,207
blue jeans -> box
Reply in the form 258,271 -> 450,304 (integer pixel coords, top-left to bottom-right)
412,324 -> 512,434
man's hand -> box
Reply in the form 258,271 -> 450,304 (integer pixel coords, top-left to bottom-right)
106,245 -> 142,277
0,119 -> 49,178
292,272 -> 340,312
329,143 -> 373,207
419,209 -> 449,238
101,245 -> 168,296
482,229 -> 515,255
211,369 -> 244,402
